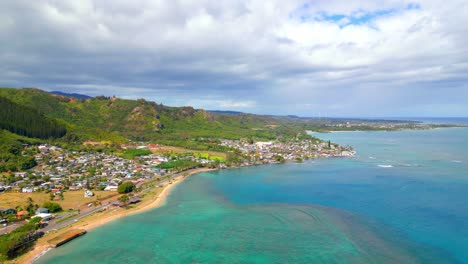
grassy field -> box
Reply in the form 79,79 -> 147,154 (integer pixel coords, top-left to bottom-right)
0,190 -> 116,211
151,145 -> 227,160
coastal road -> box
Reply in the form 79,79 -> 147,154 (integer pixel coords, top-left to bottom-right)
42,205 -> 107,233
40,171 -> 187,233
0,222 -> 23,235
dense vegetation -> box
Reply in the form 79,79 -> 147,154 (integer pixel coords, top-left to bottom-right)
0,96 -> 66,139
0,217 -> 42,261
42,202 -> 63,213
0,130 -> 40,172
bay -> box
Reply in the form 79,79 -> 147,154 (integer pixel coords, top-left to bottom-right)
37,128 -> 468,263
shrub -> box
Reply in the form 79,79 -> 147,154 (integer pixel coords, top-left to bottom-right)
42,202 -> 62,213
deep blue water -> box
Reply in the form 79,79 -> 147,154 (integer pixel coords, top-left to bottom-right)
38,128 -> 468,263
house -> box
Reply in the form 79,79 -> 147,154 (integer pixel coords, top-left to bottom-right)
69,185 -> 82,191
104,185 -> 118,191
16,211 -> 29,219
22,187 -> 34,193
15,172 -> 27,178
1,208 -> 16,215
147,143 -> 159,149
33,213 -> 52,221
38,145 -> 49,151
35,208 -> 50,215
84,190 -> 94,197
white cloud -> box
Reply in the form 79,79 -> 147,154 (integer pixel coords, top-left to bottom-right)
0,0 -> 467,116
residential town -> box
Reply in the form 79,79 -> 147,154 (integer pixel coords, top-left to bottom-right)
220,138 -> 355,166
1,138 -> 355,196
1,144 -> 168,195
0,137 -> 355,236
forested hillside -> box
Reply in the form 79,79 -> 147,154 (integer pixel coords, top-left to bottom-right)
0,96 -> 66,139
0,88 -> 306,145
0,130 -> 40,172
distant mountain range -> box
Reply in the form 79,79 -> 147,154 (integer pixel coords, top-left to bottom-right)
50,91 -> 93,99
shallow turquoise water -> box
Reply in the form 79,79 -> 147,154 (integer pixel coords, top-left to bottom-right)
37,128 -> 468,263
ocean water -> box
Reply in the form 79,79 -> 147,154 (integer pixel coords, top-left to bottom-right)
37,128 -> 468,263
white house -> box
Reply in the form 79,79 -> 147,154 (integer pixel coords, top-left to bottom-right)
104,185 -> 118,191
33,213 -> 53,221
22,187 -> 33,193
16,172 -> 27,178
84,189 -> 94,197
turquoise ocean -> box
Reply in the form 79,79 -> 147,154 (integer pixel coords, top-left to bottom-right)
37,125 -> 468,263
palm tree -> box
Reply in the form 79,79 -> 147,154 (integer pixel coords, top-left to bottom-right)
27,197 -> 34,206
26,197 -> 35,215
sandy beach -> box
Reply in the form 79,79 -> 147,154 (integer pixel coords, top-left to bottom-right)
16,167 -> 215,264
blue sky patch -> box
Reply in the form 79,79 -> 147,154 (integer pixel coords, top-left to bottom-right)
291,2 -> 421,27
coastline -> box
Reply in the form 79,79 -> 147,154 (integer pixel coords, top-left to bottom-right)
18,167 -> 216,264
20,155 -> 357,264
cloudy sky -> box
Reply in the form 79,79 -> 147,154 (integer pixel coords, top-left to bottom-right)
1,1 -> 467,117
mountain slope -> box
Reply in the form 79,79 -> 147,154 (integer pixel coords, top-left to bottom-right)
0,96 -> 66,139
0,88 -> 305,143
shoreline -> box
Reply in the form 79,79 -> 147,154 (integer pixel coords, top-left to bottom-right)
22,156 -> 355,264
19,167 -> 216,264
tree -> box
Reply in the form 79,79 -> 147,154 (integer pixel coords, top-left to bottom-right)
26,197 -> 33,206
42,202 -> 62,213
26,197 -> 37,216
117,182 -> 135,194
118,194 -> 129,206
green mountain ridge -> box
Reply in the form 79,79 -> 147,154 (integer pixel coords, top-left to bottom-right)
0,87 -> 305,145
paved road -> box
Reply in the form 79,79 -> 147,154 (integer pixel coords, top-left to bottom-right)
0,222 -> 23,235
40,172 -> 183,233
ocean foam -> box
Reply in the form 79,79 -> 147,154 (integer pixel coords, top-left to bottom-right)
378,164 -> 393,168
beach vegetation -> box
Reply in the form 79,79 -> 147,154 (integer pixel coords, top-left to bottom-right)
0,217 -> 42,261
118,194 -> 130,206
